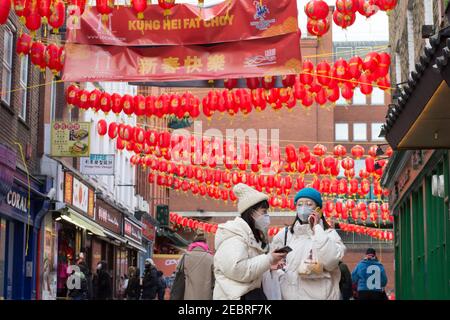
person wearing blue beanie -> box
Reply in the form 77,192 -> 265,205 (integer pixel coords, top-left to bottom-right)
270,187 -> 346,300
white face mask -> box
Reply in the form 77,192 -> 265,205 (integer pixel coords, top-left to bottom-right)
97,264 -> 102,270
297,206 -> 313,223
254,214 -> 270,235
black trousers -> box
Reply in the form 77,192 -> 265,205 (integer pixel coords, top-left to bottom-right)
358,290 -> 388,300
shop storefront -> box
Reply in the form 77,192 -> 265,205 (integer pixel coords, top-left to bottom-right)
123,217 -> 146,271
0,144 -> 49,299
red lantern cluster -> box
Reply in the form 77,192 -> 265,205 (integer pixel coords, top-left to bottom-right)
18,36 -> 64,75
339,222 -> 393,241
333,0 -> 358,29
305,0 -> 330,37
169,212 -> 218,234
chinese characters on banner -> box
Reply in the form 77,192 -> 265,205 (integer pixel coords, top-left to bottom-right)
50,122 -> 90,157
124,218 -> 143,244
66,0 -> 298,46
63,33 -> 301,82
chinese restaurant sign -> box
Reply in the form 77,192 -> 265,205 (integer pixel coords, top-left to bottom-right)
80,154 -> 115,176
96,201 -> 122,234
62,33 -> 301,82
64,172 -> 95,219
124,218 -> 143,244
66,0 -> 298,46
50,122 -> 90,157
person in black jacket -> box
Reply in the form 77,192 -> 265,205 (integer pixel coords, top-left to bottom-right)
94,261 -> 113,300
125,266 -> 141,300
142,258 -> 158,300
156,271 -> 167,300
67,254 -> 89,300
338,261 -> 353,300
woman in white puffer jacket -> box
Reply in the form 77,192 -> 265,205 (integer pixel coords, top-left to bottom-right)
271,188 -> 346,300
213,184 -> 286,300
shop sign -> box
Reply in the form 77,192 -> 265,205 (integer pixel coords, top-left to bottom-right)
141,215 -> 156,241
5,188 -> 28,214
80,154 -> 115,176
50,121 -> 90,157
96,203 -> 122,234
124,218 -> 142,243
0,143 -> 16,204
64,172 -> 95,219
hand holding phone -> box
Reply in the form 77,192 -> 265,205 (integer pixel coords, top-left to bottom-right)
274,246 -> 292,254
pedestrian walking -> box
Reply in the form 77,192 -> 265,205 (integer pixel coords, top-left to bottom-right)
170,233 -> 215,300
142,258 -> 158,300
157,271 -> 167,300
271,188 -> 346,300
339,261 -> 353,300
352,248 -> 388,300
125,266 -> 141,300
213,183 -> 287,300
94,261 -> 113,300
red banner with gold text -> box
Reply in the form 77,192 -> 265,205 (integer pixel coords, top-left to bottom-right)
62,32 -> 301,82
65,0 -> 299,46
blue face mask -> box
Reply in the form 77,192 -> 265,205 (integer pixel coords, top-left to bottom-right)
297,206 -> 313,223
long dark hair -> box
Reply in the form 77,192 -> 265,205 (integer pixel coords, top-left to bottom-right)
241,200 -> 270,248
289,209 -> 331,234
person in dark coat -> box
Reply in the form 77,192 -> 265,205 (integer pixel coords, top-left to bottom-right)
142,258 -> 158,300
157,271 -> 167,300
125,266 -> 141,300
338,261 -> 353,300
67,254 -> 89,300
94,261 -> 113,300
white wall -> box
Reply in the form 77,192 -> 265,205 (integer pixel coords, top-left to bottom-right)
83,82 -> 137,213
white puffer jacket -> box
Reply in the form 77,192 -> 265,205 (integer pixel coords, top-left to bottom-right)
213,217 -> 272,300
271,221 -> 346,300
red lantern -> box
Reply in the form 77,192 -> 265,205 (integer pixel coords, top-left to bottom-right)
30,41 -> 46,71
96,0 -> 114,22
262,76 -> 276,91
368,145 -> 378,158
285,144 -> 298,163
282,75 -> 296,88
348,56 -> 363,80
336,0 -> 359,14
0,0 -> 11,24
385,146 -> 393,157
361,179 -> 371,195
313,144 -> 327,157
77,90 -> 90,110
333,10 -> 356,29
121,94 -> 134,116
66,84 -> 79,108
351,145 -> 365,159
349,178 -> 359,194
300,60 -> 315,86
333,144 -> 347,158
307,18 -> 330,37
305,0 -> 329,19
377,75 -> 391,91
340,82 -> 354,102
45,44 -> 62,75
316,61 -> 331,86
375,0 -> 397,12
108,122 -> 118,139
16,33 -> 32,56
48,0 -> 65,34
110,93 -> 122,115
158,0 -> 176,16
25,10 -> 41,36
341,157 -> 355,170
376,52 -> 391,78
97,119 -> 107,136
365,156 -> 375,173
359,73 -> 373,95
357,0 -> 378,18
224,79 -> 237,90
134,94 -> 146,117
132,0 -> 147,19
363,52 -> 380,74
88,89 -> 101,112
99,92 -> 112,114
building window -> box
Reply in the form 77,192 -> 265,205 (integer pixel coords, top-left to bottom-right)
407,9 -> 415,73
371,88 -> 385,105
335,123 -> 349,141
353,89 -> 367,105
49,81 -> 57,121
395,52 -> 402,85
1,26 -> 14,105
19,56 -> 29,120
371,123 -> 385,141
335,47 -> 353,61
353,123 -> 367,141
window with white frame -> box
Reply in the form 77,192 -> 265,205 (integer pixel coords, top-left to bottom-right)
371,88 -> 385,105
335,123 -> 349,141
2,26 -> 14,105
19,56 -> 29,120
353,123 -> 367,141
371,123 -> 385,141
353,89 -> 367,105
335,47 -> 353,61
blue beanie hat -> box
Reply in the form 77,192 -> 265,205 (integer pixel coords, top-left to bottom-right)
294,188 -> 323,208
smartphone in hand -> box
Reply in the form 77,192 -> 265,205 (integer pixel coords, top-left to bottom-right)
274,246 -> 293,254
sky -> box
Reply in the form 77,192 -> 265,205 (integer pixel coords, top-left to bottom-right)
177,0 -> 389,42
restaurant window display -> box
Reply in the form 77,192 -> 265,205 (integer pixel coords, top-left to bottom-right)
56,224 -> 77,298
41,214 -> 58,300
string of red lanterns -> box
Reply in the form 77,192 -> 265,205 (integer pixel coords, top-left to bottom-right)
338,222 -> 394,241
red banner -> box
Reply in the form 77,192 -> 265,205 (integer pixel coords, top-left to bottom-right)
62,32 -> 301,82
66,0 -> 298,46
